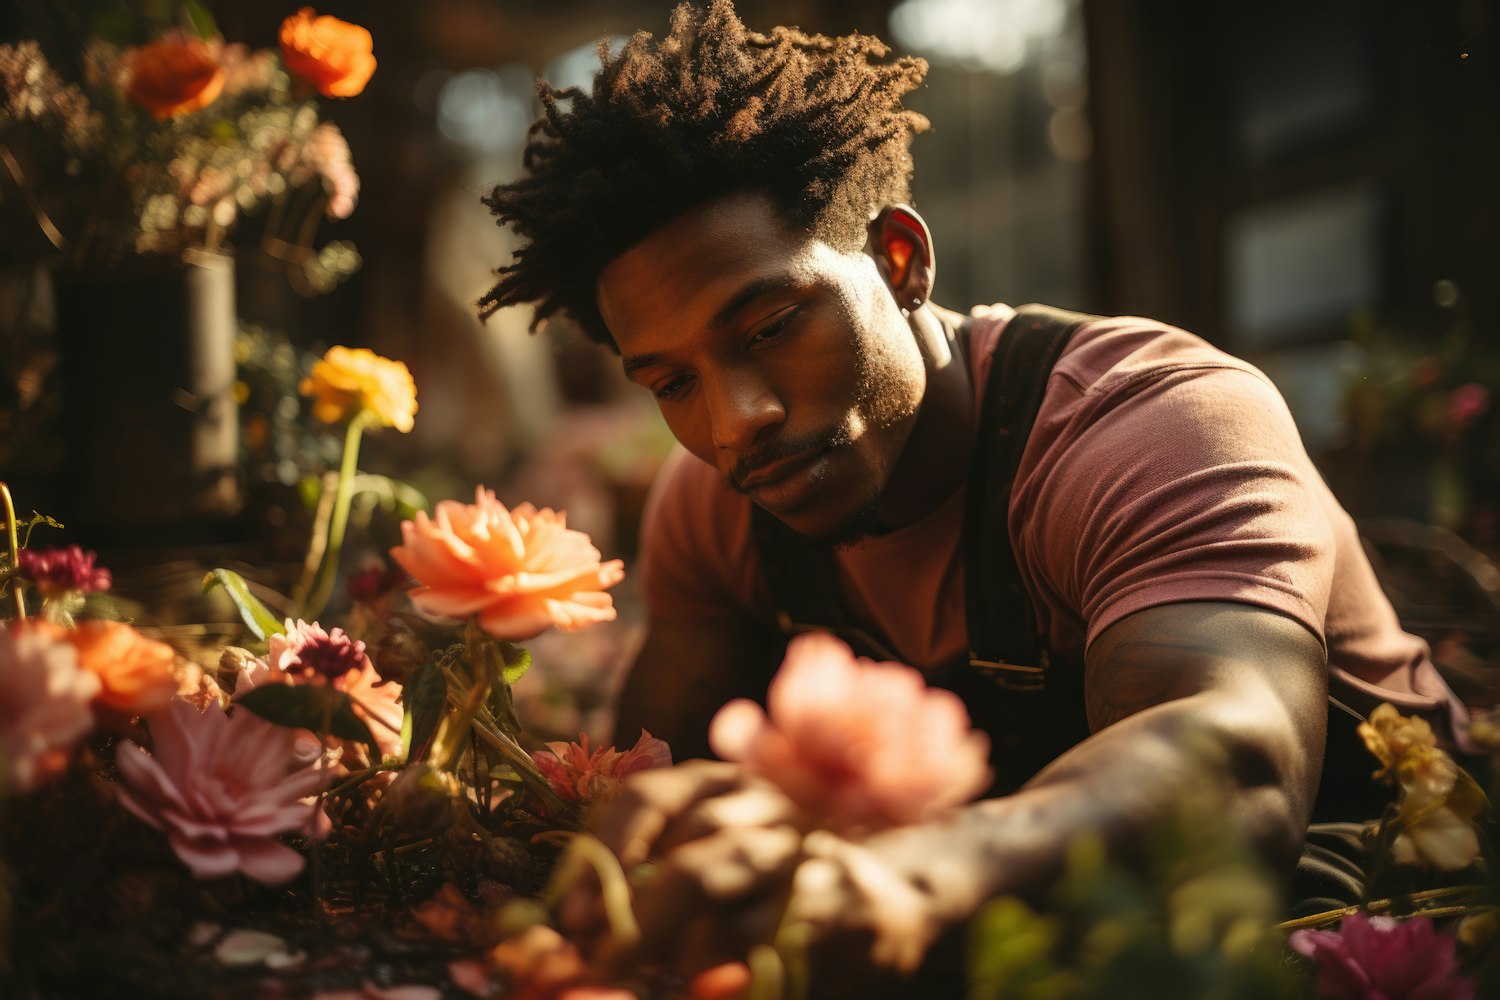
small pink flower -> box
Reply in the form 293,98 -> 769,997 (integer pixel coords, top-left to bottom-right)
269,619 -> 367,683
0,621 -> 100,795
1447,383 -> 1490,430
710,633 -> 992,833
531,730 -> 672,805
16,545 -> 111,598
115,697 -> 336,884
1290,913 -> 1476,1000
233,620 -> 403,764
390,489 -> 624,642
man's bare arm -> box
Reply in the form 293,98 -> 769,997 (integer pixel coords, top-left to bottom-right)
611,615 -> 780,762
856,600 -> 1329,922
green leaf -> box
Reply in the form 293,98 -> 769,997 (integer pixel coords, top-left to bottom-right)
401,661 -> 448,764
236,684 -> 375,746
182,0 -> 219,40
497,641 -> 532,686
203,569 -> 285,641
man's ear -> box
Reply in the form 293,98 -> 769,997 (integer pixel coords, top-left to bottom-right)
869,205 -> 936,309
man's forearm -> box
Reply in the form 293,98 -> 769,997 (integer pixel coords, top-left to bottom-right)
896,685 -> 1323,924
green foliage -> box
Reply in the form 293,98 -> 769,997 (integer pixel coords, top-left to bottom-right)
235,684 -> 375,747
969,811 -> 1299,999
400,661 -> 448,765
202,568 -> 285,642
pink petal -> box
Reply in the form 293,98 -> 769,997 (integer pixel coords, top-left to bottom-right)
709,700 -> 769,762
232,835 -> 307,884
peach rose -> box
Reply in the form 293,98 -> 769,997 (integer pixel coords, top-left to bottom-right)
124,36 -> 224,118
68,619 -> 178,721
0,620 -> 100,795
389,488 -> 625,641
710,633 -> 992,833
279,8 -> 376,98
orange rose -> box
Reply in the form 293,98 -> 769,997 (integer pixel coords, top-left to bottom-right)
279,8 -> 376,98
125,37 -> 225,119
389,488 -> 625,641
69,620 -> 178,720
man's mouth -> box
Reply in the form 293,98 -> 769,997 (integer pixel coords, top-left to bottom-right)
735,447 -> 827,491
731,440 -> 838,512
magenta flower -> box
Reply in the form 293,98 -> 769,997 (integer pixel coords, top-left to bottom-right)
268,619 -> 367,683
0,621 -> 100,795
346,564 -> 407,605
531,730 -> 672,805
1290,913 -> 1476,1000
1447,383 -> 1490,431
114,697 -> 336,884
16,545 -> 111,598
709,633 -> 992,833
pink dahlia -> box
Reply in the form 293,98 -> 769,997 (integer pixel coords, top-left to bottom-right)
233,619 -> 403,764
115,697 -> 336,883
389,489 -> 624,641
709,632 -> 992,833
16,545 -> 111,598
531,730 -> 672,805
268,619 -> 367,683
0,621 -> 100,794
1290,913 -> 1475,1000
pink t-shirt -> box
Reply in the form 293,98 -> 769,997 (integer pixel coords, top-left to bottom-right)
639,305 -> 1459,722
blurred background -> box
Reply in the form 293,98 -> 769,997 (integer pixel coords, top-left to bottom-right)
1,0 -> 1497,737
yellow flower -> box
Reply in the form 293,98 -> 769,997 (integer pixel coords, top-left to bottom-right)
300,346 -> 416,432
1360,704 -> 1490,871
1358,702 -> 1438,781
1388,746 -> 1488,871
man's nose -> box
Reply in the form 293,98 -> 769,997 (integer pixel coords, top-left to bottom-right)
708,369 -> 785,453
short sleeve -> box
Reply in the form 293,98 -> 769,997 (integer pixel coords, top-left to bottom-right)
638,446 -> 768,623
1015,362 -> 1336,652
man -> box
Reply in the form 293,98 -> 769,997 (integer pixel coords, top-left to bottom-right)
480,0 -> 1467,987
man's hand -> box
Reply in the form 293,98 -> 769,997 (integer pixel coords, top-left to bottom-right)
562,759 -> 960,984
561,760 -> 804,975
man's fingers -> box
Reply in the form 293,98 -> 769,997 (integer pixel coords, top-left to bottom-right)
589,760 -> 746,866
653,784 -> 803,855
595,824 -> 803,976
787,832 -> 933,973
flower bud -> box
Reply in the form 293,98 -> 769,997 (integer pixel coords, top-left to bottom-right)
378,764 -> 461,839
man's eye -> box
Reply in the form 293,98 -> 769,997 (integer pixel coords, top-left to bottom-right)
749,309 -> 798,345
654,375 -> 693,400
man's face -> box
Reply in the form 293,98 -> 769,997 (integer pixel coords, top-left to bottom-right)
596,191 -> 927,541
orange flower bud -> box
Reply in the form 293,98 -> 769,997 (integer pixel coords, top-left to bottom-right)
125,37 -> 225,119
69,620 -> 178,720
279,8 -> 376,98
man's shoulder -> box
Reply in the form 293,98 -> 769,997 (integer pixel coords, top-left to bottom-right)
972,303 -> 1266,403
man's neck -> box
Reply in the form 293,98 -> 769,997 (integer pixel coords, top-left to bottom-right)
872,303 -> 977,531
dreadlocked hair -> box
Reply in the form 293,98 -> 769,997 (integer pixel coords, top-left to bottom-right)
479,0 -> 929,349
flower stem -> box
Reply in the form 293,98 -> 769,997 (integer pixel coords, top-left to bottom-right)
1273,883 -> 1487,932
0,482 -> 22,619
541,833 -> 641,950
303,408 -> 374,622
